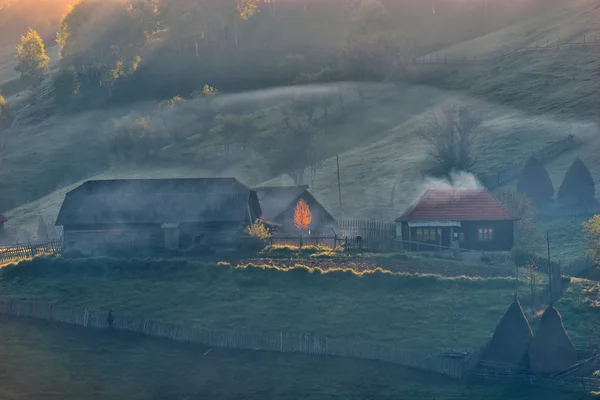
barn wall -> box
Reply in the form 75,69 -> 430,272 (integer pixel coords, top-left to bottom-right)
178,222 -> 242,249
462,220 -> 514,251
63,220 -> 247,254
398,221 -> 514,252
64,226 -> 162,255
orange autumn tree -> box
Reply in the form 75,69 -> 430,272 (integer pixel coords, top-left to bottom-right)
294,198 -> 312,231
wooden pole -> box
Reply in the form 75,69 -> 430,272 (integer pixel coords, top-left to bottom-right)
336,155 -> 343,220
547,232 -> 552,305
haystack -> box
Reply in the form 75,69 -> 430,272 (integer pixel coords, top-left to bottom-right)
528,306 -> 577,374
484,297 -> 533,366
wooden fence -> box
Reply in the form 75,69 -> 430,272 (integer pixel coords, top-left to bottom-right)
415,35 -> 600,65
478,135 -> 579,190
1,297 -> 597,393
269,235 -> 480,254
536,206 -> 600,218
0,297 -> 473,379
0,240 -> 62,264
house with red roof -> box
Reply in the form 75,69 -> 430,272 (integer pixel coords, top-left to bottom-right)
395,189 -> 518,252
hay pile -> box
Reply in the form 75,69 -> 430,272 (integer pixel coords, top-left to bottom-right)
484,297 -> 533,366
528,306 -> 577,374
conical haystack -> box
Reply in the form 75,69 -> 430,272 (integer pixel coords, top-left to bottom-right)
484,297 -> 533,366
528,306 -> 577,374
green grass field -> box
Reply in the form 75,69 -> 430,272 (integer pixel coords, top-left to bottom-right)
0,257 -> 580,352
1,315 -> 586,400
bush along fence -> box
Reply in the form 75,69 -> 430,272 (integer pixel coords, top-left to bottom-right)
0,297 -> 476,380
414,35 -> 600,65
0,240 -> 62,264
478,135 -> 579,190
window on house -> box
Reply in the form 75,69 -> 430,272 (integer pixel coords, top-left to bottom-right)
478,228 -> 494,241
416,228 -> 437,242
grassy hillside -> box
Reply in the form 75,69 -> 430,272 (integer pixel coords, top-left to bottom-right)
4,257 -> 596,352
413,0 -> 600,264
0,316 -> 581,400
0,258 -> 525,350
2,0 -> 599,255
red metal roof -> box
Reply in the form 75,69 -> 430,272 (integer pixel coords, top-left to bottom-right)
396,189 -> 517,222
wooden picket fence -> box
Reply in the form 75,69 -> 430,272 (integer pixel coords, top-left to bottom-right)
0,240 -> 62,264
322,219 -> 397,240
0,297 -> 474,379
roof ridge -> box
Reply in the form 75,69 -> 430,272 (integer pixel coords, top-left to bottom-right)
396,187 -> 518,222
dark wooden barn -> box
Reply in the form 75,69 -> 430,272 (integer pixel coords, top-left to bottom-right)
395,189 -> 518,252
56,178 -> 262,255
254,185 -> 334,233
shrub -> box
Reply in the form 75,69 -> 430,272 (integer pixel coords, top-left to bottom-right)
247,220 -> 271,241
511,247 -> 530,267
496,188 -> 542,252
0,90 -> 13,131
109,117 -> 164,163
517,156 -> 554,205
53,67 -> 79,106
557,158 -> 595,206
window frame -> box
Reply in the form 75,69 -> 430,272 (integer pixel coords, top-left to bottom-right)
478,227 -> 494,242
415,228 -> 438,242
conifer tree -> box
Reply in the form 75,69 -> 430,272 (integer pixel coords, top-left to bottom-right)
15,28 -> 49,88
516,156 -> 554,205
557,158 -> 595,206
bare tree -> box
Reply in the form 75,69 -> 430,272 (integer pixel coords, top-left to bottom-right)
418,104 -> 483,175
260,110 -> 323,185
525,257 -> 539,310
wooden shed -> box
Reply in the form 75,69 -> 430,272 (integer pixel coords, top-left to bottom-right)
395,189 -> 518,251
56,178 -> 262,255
254,185 -> 334,233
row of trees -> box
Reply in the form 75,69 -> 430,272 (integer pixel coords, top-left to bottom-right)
517,156 -> 595,207
9,0 -> 555,105
108,86 -> 334,186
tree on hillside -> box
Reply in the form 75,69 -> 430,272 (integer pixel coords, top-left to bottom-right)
343,0 -> 411,82
584,215 -> 600,266
260,112 -> 322,185
418,104 -> 482,176
516,155 -> 554,205
15,28 -> 49,88
58,0 -> 157,95
52,68 -> 80,107
213,112 -> 258,153
496,188 -> 542,253
557,158 -> 595,206
0,91 -> 13,132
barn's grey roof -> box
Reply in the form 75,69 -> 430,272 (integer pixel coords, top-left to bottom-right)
254,185 -> 310,221
56,178 -> 259,226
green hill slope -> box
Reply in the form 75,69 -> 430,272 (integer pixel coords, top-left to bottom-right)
4,0 -> 600,250
0,315 -> 578,400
